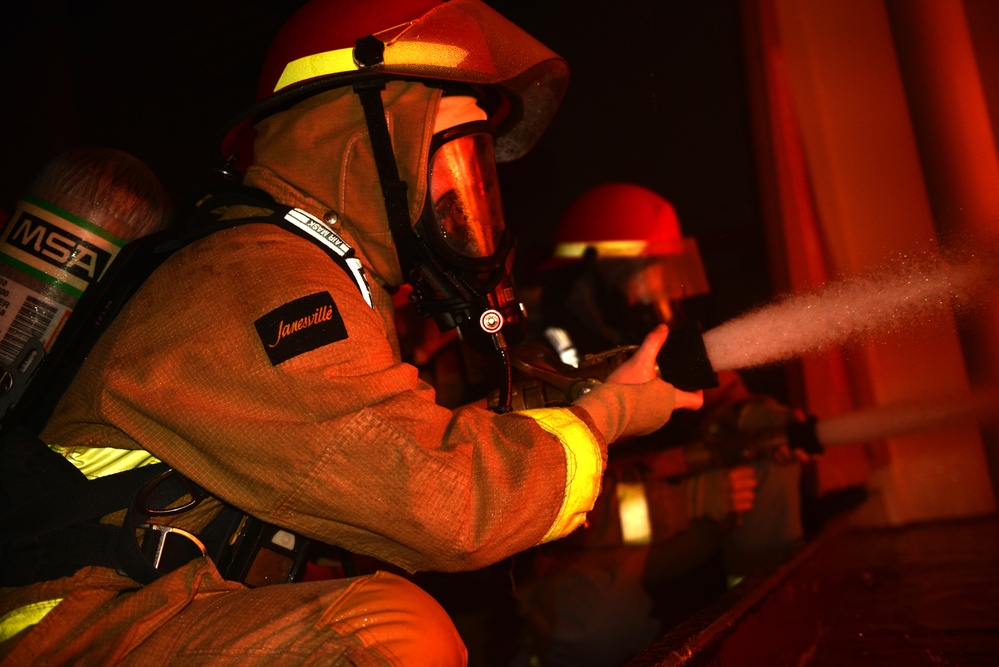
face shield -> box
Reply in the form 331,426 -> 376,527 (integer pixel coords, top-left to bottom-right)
423,121 -> 509,280
594,237 -> 711,333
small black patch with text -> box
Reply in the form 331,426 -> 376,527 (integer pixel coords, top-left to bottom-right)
254,291 -> 347,365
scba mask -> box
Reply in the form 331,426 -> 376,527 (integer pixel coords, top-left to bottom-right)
407,118 -> 525,349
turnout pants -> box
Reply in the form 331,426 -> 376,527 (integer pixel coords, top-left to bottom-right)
0,558 -> 466,666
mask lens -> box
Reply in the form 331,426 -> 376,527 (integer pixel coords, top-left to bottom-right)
626,262 -> 676,323
428,131 -> 505,260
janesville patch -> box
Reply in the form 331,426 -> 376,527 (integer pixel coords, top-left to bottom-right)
254,291 -> 347,365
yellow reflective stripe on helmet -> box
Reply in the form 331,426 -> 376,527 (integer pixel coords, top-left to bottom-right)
553,240 -> 649,258
274,47 -> 358,92
0,598 -> 62,642
521,407 -> 604,543
48,444 -> 160,480
274,42 -> 470,93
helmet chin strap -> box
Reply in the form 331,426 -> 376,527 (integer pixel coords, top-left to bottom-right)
352,76 -> 479,327
352,73 -> 515,413
352,77 -> 421,282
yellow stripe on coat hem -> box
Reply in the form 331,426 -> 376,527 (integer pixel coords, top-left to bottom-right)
0,598 -> 63,642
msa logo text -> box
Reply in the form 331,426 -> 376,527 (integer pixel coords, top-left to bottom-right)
7,211 -> 112,283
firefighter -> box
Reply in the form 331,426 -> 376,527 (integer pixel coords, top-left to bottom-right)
0,3 -> 703,666
514,182 -> 810,667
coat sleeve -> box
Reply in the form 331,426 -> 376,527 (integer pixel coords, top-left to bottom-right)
42,225 -> 608,573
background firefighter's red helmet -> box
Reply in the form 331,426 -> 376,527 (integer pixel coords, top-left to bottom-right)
549,182 -> 711,302
221,0 -> 569,171
555,182 -> 686,259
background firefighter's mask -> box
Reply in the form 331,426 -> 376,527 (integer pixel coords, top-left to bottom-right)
407,120 -> 521,341
543,252 -> 712,354
596,256 -> 703,333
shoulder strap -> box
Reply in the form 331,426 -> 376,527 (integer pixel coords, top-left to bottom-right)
263,205 -> 373,308
184,186 -> 372,306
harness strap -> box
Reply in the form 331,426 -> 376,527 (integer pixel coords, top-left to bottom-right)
186,187 -> 373,307
274,207 -> 373,307
3,524 -> 121,586
0,423 -> 169,585
1,464 -> 168,538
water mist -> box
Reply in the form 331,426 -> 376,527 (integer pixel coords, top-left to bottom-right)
701,247 -> 998,373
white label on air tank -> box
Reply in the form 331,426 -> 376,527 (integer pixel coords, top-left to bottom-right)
0,275 -> 71,366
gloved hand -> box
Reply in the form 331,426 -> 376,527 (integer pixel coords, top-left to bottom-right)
727,465 -> 759,515
575,325 -> 703,444
686,464 -> 759,523
704,396 -> 820,465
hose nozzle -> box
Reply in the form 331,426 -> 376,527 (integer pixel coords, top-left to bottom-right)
657,323 -> 719,391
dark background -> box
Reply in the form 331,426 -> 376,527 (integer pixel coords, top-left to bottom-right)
0,0 -> 781,393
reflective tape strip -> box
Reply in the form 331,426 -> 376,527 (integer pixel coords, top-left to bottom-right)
275,47 -> 358,92
553,240 -> 649,258
48,443 -> 160,480
543,326 -> 579,368
0,598 -> 63,642
520,407 -> 604,543
274,42 -> 470,93
616,481 -> 652,545
284,209 -> 352,257
344,257 -> 373,308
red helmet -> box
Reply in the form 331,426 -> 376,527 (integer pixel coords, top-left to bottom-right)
221,0 -> 569,171
554,183 -> 687,259
551,183 -> 710,300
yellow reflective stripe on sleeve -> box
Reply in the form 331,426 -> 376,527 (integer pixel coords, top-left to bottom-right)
0,598 -> 63,642
520,407 -> 604,543
48,444 -> 160,480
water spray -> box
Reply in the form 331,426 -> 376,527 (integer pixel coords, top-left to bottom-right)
815,386 -> 999,446
702,248 -> 997,374
639,246 -> 999,389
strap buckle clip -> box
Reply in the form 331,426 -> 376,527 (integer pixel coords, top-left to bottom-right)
139,523 -> 207,570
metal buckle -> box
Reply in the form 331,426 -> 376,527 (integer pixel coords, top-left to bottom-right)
140,523 -> 207,570
136,468 -> 208,516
